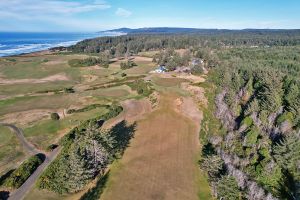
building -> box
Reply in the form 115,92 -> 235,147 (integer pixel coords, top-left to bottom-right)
152,65 -> 167,73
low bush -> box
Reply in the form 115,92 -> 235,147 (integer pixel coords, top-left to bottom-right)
191,64 -> 204,75
64,87 -> 75,93
121,73 -> 127,77
4,154 -> 44,188
67,104 -> 110,114
37,105 -> 127,194
46,144 -> 58,152
50,113 -> 60,120
127,80 -> 153,97
276,112 -> 294,125
120,60 -> 137,70
68,57 -> 109,68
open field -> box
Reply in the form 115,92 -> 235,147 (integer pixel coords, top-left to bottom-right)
100,92 -> 212,200
23,107 -> 108,150
0,51 -> 211,200
0,126 -> 26,175
0,53 -> 141,175
152,76 -> 187,87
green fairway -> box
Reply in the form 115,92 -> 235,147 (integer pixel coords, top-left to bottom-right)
23,107 -> 108,149
0,126 -> 26,174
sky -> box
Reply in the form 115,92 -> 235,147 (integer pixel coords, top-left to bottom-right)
0,0 -> 299,32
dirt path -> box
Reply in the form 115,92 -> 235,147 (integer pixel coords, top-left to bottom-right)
0,123 -> 39,155
0,123 -> 61,200
8,147 -> 61,200
101,92 -> 203,200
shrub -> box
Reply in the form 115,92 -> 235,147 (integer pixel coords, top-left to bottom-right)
244,127 -> 260,147
67,104 -> 109,114
276,112 -> 294,125
46,144 -> 58,152
191,64 -> 204,75
120,60 -> 137,70
4,154 -> 44,188
50,113 -> 60,120
68,57 -> 109,68
127,80 -> 153,97
240,116 -> 253,128
121,73 -> 127,77
37,105 -> 129,194
216,176 -> 241,200
64,87 -> 75,93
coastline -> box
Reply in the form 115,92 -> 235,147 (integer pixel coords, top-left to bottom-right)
0,31 -> 125,58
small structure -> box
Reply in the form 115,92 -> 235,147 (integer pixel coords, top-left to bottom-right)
151,65 -> 167,73
191,58 -> 204,66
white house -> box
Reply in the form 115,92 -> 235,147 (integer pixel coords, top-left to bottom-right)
152,65 -> 167,73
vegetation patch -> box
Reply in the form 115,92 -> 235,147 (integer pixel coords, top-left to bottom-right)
127,79 -> 153,97
67,104 -> 110,114
37,106 -> 131,194
3,154 -> 44,189
120,60 -> 137,70
68,57 -> 109,68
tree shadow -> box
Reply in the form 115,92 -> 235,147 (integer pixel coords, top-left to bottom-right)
0,169 -> 15,185
0,191 -> 9,200
79,172 -> 110,200
80,121 -> 136,200
110,120 -> 137,157
36,153 -> 46,162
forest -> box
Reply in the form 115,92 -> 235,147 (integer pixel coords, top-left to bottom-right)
67,31 -> 300,200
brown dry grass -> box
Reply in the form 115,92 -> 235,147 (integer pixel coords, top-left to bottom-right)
0,73 -> 69,85
152,76 -> 187,87
102,98 -> 151,129
101,92 -> 203,200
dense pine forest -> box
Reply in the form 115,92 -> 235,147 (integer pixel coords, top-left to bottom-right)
67,30 -> 300,200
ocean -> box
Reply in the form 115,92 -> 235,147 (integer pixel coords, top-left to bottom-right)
0,32 -> 123,57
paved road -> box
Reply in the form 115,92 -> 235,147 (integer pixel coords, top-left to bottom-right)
8,147 -> 61,200
0,122 -> 61,200
0,123 -> 39,155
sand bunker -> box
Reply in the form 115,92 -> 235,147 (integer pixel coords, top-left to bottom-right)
0,73 -> 69,85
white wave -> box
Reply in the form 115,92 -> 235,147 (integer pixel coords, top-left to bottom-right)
0,32 -> 120,57
0,43 -> 52,55
0,44 -> 6,48
55,40 -> 80,47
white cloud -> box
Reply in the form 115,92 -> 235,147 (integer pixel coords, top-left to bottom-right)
0,0 -> 111,19
115,8 -> 132,17
0,0 -> 111,31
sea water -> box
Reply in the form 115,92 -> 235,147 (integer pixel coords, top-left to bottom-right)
0,32 -> 123,57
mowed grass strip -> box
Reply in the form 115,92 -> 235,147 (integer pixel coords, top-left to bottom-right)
152,77 -> 187,87
101,93 -> 212,200
0,94 -> 77,116
23,107 -> 108,150
0,126 -> 25,174
0,55 -> 83,81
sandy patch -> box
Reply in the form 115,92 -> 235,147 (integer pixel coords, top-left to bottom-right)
0,73 -> 69,85
0,109 -> 67,126
20,50 -> 51,57
102,98 -> 152,129
131,56 -> 153,62
82,74 -> 98,83
44,60 -> 66,65
174,96 -> 203,134
181,82 -> 208,107
157,73 -> 205,84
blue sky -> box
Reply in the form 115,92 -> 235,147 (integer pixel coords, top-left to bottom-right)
0,0 -> 299,32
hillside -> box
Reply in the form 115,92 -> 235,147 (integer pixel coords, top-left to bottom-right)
101,27 -> 300,35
